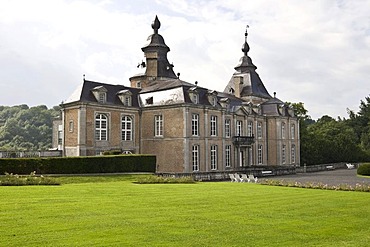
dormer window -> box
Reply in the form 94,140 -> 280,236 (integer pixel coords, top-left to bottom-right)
207,90 -> 218,107
117,90 -> 132,106
188,87 -> 199,104
136,82 -> 141,88
219,98 -> 230,108
91,86 -> 108,104
99,92 -> 106,103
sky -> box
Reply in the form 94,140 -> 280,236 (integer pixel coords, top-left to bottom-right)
0,0 -> 369,120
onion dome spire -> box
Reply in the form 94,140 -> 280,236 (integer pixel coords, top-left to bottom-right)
242,25 -> 250,56
152,15 -> 161,34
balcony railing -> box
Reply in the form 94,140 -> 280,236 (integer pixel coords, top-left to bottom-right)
232,135 -> 255,146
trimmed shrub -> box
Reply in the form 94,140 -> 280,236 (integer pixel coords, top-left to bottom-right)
135,175 -> 195,184
0,155 -> 156,175
357,163 -> 370,176
0,171 -> 60,186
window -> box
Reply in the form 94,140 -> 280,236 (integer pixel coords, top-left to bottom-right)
69,120 -> 74,132
117,90 -> 132,106
291,144 -> 296,163
211,97 -> 217,106
121,116 -> 132,141
124,96 -> 131,106
258,144 -> 263,164
236,120 -> 243,136
257,122 -> 262,139
188,87 -> 199,104
95,114 -> 108,141
192,93 -> 199,104
191,114 -> 199,136
210,115 -> 217,136
57,131 -> 63,145
98,92 -> 106,103
192,145 -> 199,171
282,122 -> 286,139
155,115 -> 163,137
210,145 -> 217,170
282,144 -> 286,164
225,119 -> 231,138
136,82 -> 141,88
225,145 -> 231,167
291,124 -> 295,139
247,121 -> 253,136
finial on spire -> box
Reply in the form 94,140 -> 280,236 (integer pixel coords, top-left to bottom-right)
242,25 -> 250,56
151,15 -> 161,34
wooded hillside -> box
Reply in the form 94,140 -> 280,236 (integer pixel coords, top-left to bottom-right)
0,105 -> 60,151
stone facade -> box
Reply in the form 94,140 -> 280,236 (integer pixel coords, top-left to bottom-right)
55,16 -> 300,173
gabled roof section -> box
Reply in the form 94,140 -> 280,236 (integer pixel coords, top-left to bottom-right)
64,80 -> 141,107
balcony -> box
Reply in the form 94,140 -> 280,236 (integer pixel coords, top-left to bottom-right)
232,135 -> 255,146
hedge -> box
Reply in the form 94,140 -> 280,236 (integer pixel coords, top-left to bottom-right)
357,163 -> 370,176
0,155 -> 156,175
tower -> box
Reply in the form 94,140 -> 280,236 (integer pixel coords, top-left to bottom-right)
130,16 -> 177,89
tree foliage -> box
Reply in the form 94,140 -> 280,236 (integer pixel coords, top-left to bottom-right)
0,105 -> 60,151
297,96 -> 370,165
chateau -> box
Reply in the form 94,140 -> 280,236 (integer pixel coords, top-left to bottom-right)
54,16 -> 300,173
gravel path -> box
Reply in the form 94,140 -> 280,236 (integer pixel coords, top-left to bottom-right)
264,169 -> 370,187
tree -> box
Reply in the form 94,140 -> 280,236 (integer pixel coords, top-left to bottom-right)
0,105 -> 59,151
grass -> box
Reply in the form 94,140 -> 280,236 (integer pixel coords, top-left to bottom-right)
0,175 -> 369,246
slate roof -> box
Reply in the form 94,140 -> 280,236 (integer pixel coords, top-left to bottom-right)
64,80 -> 141,107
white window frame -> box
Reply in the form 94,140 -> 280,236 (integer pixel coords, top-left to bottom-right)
154,115 -> 163,137
210,115 -> 217,136
121,115 -> 133,141
192,93 -> 199,104
192,145 -> 199,171
257,121 -> 262,139
247,121 -> 253,136
210,145 -> 217,170
236,120 -> 243,136
95,114 -> 108,141
225,119 -> 231,138
98,92 -> 106,103
258,144 -> 263,165
68,120 -> 74,133
124,96 -> 132,106
191,114 -> 199,136
225,145 -> 231,167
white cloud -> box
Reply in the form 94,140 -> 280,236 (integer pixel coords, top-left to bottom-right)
0,0 -> 369,120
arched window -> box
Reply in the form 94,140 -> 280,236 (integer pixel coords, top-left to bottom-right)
121,116 -> 133,141
95,114 -> 108,141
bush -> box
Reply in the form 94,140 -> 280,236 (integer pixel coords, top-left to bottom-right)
135,175 -> 195,184
0,155 -> 156,175
103,150 -> 123,155
357,163 -> 370,176
0,171 -> 60,186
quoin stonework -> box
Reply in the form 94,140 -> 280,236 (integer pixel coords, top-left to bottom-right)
54,16 -> 300,173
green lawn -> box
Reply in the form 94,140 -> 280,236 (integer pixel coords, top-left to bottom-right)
0,175 -> 369,247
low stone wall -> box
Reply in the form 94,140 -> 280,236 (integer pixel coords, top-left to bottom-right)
159,166 -> 297,181
295,163 -> 348,173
